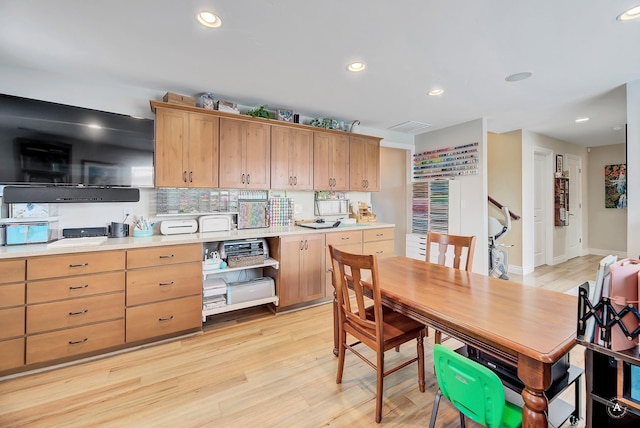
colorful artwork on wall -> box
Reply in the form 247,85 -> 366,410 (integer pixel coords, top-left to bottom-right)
605,164 -> 627,209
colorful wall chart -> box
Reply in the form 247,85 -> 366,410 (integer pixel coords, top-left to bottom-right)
413,142 -> 479,179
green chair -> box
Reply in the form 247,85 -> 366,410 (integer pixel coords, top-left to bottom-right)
429,345 -> 522,428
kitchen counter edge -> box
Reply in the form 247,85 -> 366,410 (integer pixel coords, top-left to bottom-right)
0,223 -> 395,259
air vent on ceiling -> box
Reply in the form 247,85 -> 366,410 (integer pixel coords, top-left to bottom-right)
388,120 -> 432,134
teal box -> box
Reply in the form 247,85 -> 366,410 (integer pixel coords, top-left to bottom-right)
6,222 -> 49,245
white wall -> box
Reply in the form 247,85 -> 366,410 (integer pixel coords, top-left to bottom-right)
627,80 -> 640,259
587,144 -> 627,256
414,118 -> 488,274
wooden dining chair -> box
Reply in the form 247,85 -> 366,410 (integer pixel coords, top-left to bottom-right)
329,244 -> 426,423
426,231 -> 476,345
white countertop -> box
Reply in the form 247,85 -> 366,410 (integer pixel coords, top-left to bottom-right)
0,223 -> 394,259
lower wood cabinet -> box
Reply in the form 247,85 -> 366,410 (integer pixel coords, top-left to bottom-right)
125,244 -> 202,342
26,319 -> 125,365
1,243 -> 203,376
271,234 -> 325,308
0,338 -> 25,372
325,230 -> 363,297
126,295 -> 202,343
27,293 -> 125,334
363,227 -> 395,259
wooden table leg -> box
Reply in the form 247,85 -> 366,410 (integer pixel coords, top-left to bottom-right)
518,354 -> 552,428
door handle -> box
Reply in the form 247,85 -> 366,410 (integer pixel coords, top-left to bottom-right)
183,171 -> 187,182
247,174 -> 250,184
242,173 -> 245,184
189,171 -> 193,182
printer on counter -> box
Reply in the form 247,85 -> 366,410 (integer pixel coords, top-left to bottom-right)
219,238 -> 269,268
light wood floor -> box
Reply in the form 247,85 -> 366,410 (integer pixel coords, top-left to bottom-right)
0,256 -> 599,427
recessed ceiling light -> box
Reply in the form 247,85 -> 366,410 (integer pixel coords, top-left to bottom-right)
505,72 -> 532,82
617,5 -> 640,21
575,117 -> 590,123
87,123 -> 102,129
347,62 -> 366,72
428,88 -> 444,96
197,11 -> 222,28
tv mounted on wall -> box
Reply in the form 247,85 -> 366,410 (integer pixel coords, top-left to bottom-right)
0,93 -> 154,189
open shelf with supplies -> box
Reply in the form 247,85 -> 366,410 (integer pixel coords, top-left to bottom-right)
201,241 -> 279,321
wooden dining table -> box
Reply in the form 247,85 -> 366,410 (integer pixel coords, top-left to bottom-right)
332,256 -> 578,428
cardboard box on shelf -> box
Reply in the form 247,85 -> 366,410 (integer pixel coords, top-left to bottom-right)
162,92 -> 196,107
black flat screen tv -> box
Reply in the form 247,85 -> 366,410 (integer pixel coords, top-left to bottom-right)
0,93 -> 154,187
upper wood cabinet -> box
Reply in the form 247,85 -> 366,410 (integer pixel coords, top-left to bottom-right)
219,117 -> 271,189
349,135 -> 381,191
154,107 -> 219,188
271,126 -> 313,190
313,131 -> 349,191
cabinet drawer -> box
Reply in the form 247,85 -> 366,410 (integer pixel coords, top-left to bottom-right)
363,240 -> 395,259
27,272 -> 125,304
0,259 -> 25,284
126,262 -> 201,306
0,338 -> 25,371
26,319 -> 125,365
127,244 -> 201,269
126,295 -> 202,343
27,292 -> 124,334
0,283 -> 25,308
363,227 -> 395,243
28,251 -> 125,280
326,230 -> 362,246
0,306 -> 25,339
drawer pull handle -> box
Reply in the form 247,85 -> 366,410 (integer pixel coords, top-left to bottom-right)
69,263 -> 89,268
69,284 -> 89,290
376,233 -> 384,237
69,338 -> 88,345
159,315 -> 174,322
69,309 -> 88,316
376,251 -> 384,254
159,281 -> 174,286
341,237 -> 350,240
159,255 -> 174,259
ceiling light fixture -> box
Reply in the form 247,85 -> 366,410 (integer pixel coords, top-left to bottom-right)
347,62 -> 366,72
505,72 -> 532,82
87,123 -> 102,129
575,117 -> 590,123
617,5 -> 640,21
197,11 -> 222,28
428,88 -> 444,96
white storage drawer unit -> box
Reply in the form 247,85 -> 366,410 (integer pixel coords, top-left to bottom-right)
406,233 -> 427,261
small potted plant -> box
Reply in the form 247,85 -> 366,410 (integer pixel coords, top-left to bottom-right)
246,105 -> 271,119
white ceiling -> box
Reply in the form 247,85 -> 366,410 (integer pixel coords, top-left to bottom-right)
1,0 -> 638,147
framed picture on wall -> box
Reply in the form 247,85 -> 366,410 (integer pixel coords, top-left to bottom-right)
556,155 -> 564,173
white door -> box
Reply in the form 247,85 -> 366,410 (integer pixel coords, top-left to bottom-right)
534,152 -> 546,267
566,155 -> 583,259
